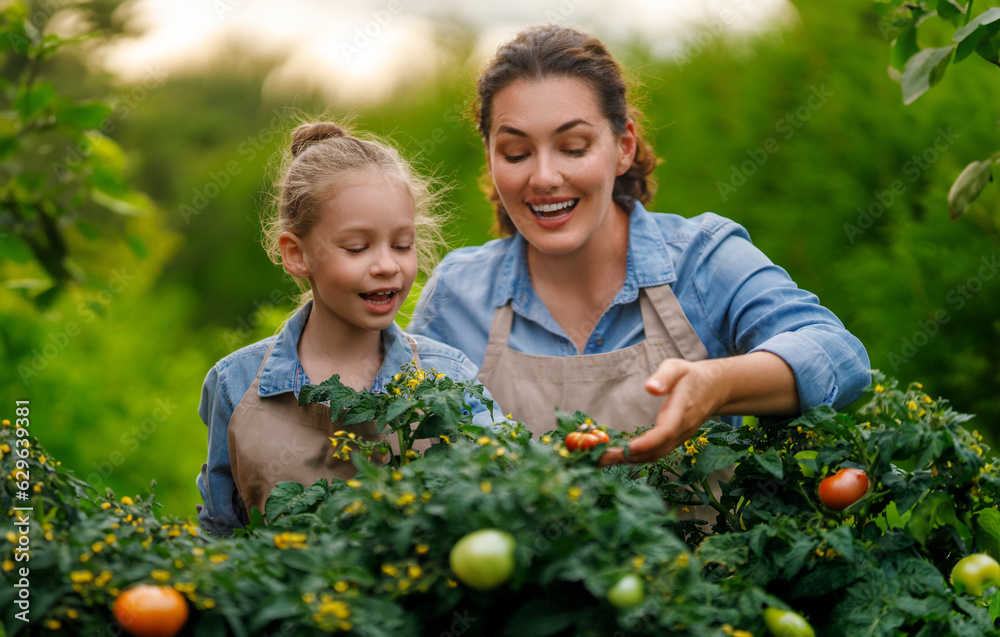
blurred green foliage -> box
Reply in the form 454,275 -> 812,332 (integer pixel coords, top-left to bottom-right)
0,0 -> 998,518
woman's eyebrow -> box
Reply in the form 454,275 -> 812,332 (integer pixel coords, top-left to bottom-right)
496,119 -> 594,137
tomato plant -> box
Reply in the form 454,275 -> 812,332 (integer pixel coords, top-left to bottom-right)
818,468 -> 869,511
951,553 -> 1000,596
763,607 -> 815,637
793,450 -> 818,478
607,573 -> 645,609
7,372 -> 1000,636
112,585 -> 189,637
449,529 -> 517,591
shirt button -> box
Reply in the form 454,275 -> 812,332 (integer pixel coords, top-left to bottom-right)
595,337 -> 604,346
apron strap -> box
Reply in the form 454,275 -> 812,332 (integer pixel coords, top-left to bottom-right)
485,303 -> 515,347
643,284 -> 709,361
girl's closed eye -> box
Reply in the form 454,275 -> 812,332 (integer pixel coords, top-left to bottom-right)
344,245 -> 367,254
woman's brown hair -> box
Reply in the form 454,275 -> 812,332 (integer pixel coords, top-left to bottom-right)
474,24 -> 657,236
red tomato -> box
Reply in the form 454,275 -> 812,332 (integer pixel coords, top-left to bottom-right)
592,430 -> 611,445
818,468 -> 869,511
113,584 -> 189,637
566,431 -> 600,452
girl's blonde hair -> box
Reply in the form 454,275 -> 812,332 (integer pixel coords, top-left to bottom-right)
262,121 -> 447,298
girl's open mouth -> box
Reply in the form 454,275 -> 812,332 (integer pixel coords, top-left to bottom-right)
360,290 -> 396,308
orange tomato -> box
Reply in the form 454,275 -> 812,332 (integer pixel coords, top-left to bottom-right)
113,584 -> 189,637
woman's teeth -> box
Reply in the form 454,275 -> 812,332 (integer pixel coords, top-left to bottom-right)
529,199 -> 577,218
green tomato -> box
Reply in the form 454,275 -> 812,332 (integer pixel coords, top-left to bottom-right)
793,450 -> 818,478
763,607 -> 815,637
950,553 -> 1000,596
607,573 -> 645,609
449,529 -> 516,591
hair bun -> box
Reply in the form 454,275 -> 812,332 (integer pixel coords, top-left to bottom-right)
290,122 -> 347,158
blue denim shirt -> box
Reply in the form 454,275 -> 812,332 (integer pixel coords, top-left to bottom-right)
197,302 -> 502,536
409,202 -> 870,413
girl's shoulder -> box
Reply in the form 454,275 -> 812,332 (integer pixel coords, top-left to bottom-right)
405,333 -> 479,381
204,336 -> 277,396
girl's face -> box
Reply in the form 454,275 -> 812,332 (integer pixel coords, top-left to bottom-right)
487,76 -> 636,256
284,173 -> 418,336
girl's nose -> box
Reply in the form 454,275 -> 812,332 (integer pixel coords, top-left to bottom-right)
371,247 -> 401,276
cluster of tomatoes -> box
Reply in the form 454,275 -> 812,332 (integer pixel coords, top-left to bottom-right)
564,423 -> 611,452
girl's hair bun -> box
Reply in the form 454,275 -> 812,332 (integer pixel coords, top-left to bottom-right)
290,122 -> 347,158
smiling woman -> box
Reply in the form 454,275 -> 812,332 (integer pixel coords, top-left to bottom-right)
409,24 -> 871,466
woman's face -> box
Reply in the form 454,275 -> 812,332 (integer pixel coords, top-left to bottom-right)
487,76 -> 636,256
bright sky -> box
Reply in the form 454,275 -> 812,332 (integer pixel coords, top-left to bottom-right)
99,0 -> 797,103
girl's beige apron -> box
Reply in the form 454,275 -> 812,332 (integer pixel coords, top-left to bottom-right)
227,338 -> 420,521
477,283 -> 728,520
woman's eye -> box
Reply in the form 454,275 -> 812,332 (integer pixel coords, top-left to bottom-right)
394,244 -> 413,252
504,153 -> 528,163
564,147 -> 587,156
345,247 -> 366,254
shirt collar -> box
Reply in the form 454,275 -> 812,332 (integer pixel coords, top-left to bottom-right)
490,201 -> 676,313
257,302 -> 310,398
257,301 -> 416,398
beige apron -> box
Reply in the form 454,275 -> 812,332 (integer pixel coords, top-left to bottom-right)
477,283 -> 729,522
227,337 -> 420,521
478,283 -> 708,435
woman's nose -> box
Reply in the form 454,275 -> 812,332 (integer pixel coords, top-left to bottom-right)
529,151 -> 563,191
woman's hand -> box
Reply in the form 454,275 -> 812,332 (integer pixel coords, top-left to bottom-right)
599,352 -> 799,466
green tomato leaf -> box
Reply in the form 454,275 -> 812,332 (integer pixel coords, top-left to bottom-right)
900,45 -> 954,104
988,588 -> 1000,621
953,7 -> 1000,62
975,509 -> 1000,561
263,480 -> 328,520
691,444 -> 741,480
948,157 -> 995,220
753,447 -> 784,479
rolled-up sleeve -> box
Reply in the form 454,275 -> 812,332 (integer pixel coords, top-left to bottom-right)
690,218 -> 871,411
196,366 -> 244,536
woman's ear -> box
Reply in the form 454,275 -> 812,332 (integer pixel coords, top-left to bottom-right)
616,119 -> 638,177
278,231 -> 310,279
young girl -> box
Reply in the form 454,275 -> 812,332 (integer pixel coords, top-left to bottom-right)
196,122 -> 499,536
